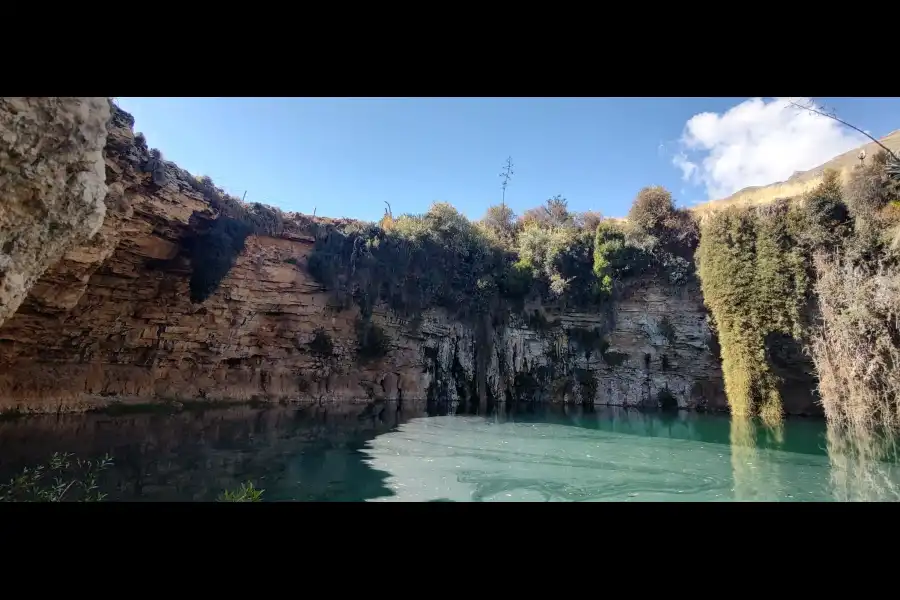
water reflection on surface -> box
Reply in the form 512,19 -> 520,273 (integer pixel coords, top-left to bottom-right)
0,402 -> 898,501
365,409 -> 830,502
825,424 -> 900,502
0,403 -> 413,501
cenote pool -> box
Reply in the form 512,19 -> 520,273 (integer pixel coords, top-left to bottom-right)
1,402 -> 898,501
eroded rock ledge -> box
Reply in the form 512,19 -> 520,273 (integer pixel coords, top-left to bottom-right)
0,101 -> 746,415
0,97 -> 110,327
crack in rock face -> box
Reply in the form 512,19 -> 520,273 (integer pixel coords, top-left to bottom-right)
0,97 -> 111,327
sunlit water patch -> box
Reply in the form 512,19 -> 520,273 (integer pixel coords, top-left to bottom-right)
360,413 -> 900,502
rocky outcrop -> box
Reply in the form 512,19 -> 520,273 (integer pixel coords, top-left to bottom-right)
0,97 -> 110,327
0,102 -> 731,414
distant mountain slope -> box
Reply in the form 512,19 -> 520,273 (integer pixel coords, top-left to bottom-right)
691,129 -> 900,216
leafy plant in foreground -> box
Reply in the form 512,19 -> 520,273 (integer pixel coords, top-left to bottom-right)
218,481 -> 265,502
0,452 -> 113,502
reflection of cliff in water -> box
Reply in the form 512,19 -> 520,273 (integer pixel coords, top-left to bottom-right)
0,402 -> 426,501
4,400 -> 898,502
479,403 -> 827,456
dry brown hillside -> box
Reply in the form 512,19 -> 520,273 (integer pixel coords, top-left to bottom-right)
691,129 -> 900,217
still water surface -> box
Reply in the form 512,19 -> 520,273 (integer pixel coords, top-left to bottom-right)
0,402 -> 898,501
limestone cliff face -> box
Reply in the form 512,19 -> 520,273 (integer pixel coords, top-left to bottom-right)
0,103 -> 730,414
421,279 -> 726,413
0,97 -> 110,327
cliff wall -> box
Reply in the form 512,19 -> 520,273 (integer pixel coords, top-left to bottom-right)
0,97 -> 110,327
0,102 -> 743,414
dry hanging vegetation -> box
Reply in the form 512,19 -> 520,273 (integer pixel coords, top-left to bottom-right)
811,253 -> 900,432
698,151 -> 900,429
808,157 -> 900,435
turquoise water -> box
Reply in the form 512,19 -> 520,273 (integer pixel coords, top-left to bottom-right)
363,414 -> 826,502
0,403 -> 898,501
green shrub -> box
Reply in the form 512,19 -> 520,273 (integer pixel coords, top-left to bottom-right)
593,221 -> 630,294
301,187 -> 695,321
0,452 -> 265,503
513,215 -> 609,303
307,202 -> 522,321
790,169 -> 852,253
218,482 -> 264,502
628,186 -> 675,235
482,204 -> 517,243
551,229 -> 603,305
628,186 -> 699,257
0,453 -> 113,502
518,224 -> 579,298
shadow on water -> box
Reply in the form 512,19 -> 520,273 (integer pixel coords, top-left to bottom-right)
0,401 -> 427,502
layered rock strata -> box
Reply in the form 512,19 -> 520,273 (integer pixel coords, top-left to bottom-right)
0,101 -> 761,415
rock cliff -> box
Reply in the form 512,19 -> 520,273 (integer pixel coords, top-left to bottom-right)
0,97 -> 110,327
0,102 -> 737,414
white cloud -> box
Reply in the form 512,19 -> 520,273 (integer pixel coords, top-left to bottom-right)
673,152 -> 696,180
673,97 -> 868,200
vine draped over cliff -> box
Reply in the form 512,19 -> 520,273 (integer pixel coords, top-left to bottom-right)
696,199 -> 813,422
697,159 -> 900,427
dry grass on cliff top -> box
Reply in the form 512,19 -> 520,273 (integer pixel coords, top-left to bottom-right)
691,130 -> 900,220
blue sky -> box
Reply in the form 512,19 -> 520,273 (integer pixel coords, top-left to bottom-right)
116,97 -> 900,221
